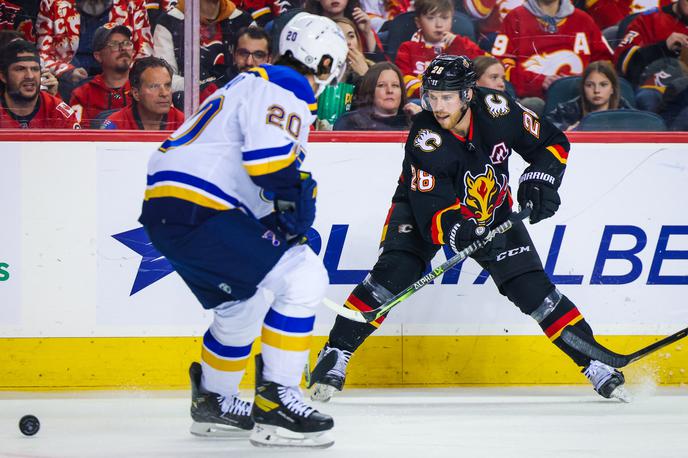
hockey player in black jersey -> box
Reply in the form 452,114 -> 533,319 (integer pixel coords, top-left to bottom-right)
308,54 -> 630,403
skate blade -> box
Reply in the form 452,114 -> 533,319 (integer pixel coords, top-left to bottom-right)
249,423 -> 334,448
190,421 -> 252,438
610,386 -> 632,403
310,383 -> 336,403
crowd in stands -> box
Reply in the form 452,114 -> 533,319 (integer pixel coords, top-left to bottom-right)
0,0 -> 687,131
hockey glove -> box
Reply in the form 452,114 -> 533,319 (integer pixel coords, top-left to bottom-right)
275,172 -> 317,238
472,231 -> 506,262
448,218 -> 487,254
517,172 -> 561,224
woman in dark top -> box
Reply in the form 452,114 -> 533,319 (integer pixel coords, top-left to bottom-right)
334,62 -> 418,131
547,60 -> 633,131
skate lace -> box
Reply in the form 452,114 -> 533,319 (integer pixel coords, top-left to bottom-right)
218,395 -> 252,417
277,386 -> 315,417
583,360 -> 613,389
327,348 -> 352,378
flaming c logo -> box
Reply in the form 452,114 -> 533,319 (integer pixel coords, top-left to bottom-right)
461,164 -> 508,225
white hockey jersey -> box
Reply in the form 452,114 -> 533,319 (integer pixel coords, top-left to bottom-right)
141,65 -> 317,225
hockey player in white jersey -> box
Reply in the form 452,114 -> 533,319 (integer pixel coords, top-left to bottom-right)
138,13 -> 348,448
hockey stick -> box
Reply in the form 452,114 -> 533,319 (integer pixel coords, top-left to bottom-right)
323,206 -> 532,323
561,325 -> 688,369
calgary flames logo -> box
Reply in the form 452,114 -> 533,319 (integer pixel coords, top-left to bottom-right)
461,165 -> 508,225
523,50 -> 584,76
413,129 -> 442,152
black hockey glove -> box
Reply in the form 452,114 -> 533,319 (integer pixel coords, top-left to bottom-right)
472,231 -> 506,262
448,218 -> 486,254
517,172 -> 561,224
275,172 -> 317,239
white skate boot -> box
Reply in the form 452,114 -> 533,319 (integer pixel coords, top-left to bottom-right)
583,360 -> 631,402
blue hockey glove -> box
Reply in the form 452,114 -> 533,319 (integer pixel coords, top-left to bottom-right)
517,171 -> 561,224
275,172 -> 317,238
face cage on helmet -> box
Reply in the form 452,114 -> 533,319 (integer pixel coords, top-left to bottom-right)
420,86 -> 472,111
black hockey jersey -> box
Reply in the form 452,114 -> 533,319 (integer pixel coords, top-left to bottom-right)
395,86 -> 570,246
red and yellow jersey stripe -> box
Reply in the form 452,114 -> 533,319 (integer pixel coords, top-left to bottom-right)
430,199 -> 461,245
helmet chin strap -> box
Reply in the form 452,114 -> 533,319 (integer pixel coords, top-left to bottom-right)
313,74 -> 336,97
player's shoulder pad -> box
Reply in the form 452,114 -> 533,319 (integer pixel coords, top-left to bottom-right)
246,64 -> 317,115
407,110 -> 443,152
473,86 -> 517,119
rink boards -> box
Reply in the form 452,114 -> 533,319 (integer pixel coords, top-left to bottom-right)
1,132 -> 687,389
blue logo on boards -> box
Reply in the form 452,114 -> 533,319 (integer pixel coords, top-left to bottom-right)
112,227 -> 174,295
114,224 -> 688,295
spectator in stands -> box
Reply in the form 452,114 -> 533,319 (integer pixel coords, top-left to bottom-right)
145,0 -> 175,32
546,60 -> 632,130
234,0 -> 293,27
583,0 -> 673,31
154,0 -> 254,96
334,61 -> 417,130
474,55 -> 506,91
334,17 -> 373,87
36,0 -> 153,100
102,56 -> 184,129
305,0 -> 379,52
231,25 -> 271,74
491,0 -> 613,114
198,26 -> 271,103
0,0 -> 39,42
614,0 -> 688,112
69,24 -> 133,127
459,0 -> 523,49
395,0 -> 486,98
0,30 -> 61,97
358,0 -> 410,32
0,40 -> 79,128
658,61 -> 688,130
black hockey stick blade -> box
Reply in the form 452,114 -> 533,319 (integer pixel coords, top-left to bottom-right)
561,325 -> 688,368
323,206 -> 532,323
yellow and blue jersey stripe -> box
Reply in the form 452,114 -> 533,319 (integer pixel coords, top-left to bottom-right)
145,170 -> 254,217
242,141 -> 297,177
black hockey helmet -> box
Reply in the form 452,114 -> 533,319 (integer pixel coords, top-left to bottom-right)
421,54 -> 477,93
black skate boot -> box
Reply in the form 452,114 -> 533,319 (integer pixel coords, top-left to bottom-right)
189,362 -> 254,437
306,344 -> 351,402
583,360 -> 631,402
250,354 -> 334,448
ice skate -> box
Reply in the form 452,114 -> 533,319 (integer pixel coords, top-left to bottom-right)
307,345 -> 351,402
583,360 -> 631,403
250,355 -> 334,448
188,362 -> 254,437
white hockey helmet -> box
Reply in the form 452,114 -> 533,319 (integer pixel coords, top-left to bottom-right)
279,12 -> 348,97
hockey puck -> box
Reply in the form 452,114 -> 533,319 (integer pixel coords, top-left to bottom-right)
19,415 -> 40,436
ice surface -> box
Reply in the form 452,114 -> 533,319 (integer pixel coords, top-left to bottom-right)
1,386 -> 687,458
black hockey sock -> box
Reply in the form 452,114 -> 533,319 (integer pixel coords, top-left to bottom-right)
328,250 -> 426,353
328,284 -> 384,353
538,295 -> 594,367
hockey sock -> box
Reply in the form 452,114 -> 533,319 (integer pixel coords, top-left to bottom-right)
535,293 -> 595,367
328,284 -> 384,352
200,329 -> 253,398
328,250 -> 426,353
261,307 -> 315,387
